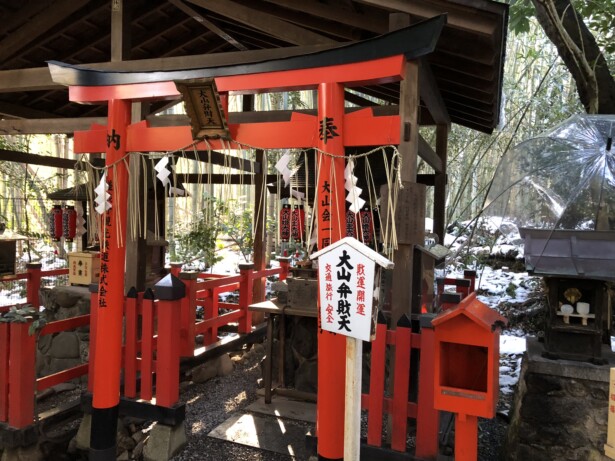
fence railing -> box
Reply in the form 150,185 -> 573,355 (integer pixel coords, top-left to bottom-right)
360,313 -> 439,458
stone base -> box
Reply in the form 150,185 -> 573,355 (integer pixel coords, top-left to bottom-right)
143,422 -> 187,461
505,337 -> 615,460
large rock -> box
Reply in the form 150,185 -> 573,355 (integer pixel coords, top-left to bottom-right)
49,332 -> 80,359
191,361 -> 218,383
294,358 -> 317,394
143,422 -> 187,461
54,286 -> 90,309
217,354 -> 234,377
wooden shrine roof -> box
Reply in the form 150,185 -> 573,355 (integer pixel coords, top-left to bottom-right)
0,0 -> 508,136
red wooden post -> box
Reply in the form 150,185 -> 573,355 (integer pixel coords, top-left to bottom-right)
0,322 -> 9,422
26,262 -> 42,309
238,263 -> 255,334
391,314 -> 412,451
8,319 -> 36,429
179,272 -> 198,356
316,81 -> 347,460
90,98 -> 131,459
88,284 -> 99,393
367,313 -> 387,446
203,287 -> 215,345
278,257 -> 291,281
124,288 -> 138,398
464,270 -> 477,293
415,315 -> 439,458
455,413 -> 478,460
141,288 -> 155,402
154,274 -> 184,407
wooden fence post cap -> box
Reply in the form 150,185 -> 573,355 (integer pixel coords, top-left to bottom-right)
419,313 -> 436,329
238,263 -> 254,271
26,262 -> 42,270
155,274 -> 186,301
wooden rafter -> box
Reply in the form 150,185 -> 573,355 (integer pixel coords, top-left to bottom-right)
169,0 -> 248,51
357,0 -> 497,35
185,0 -> 337,45
262,0 -> 388,34
0,0 -> 90,64
419,60 -> 450,125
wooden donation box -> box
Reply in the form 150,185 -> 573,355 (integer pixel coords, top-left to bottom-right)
68,252 -> 100,285
432,293 -> 507,460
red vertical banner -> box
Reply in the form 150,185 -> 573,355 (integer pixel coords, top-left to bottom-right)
92,99 -> 131,410
280,204 -> 291,242
291,205 -> 305,242
317,82 -> 346,460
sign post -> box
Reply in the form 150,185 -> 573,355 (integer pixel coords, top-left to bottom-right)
311,237 -> 393,460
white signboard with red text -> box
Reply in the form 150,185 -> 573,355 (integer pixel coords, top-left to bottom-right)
311,237 -> 394,342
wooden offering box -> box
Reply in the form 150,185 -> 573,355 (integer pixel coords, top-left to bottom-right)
68,252 -> 100,285
432,293 -> 507,419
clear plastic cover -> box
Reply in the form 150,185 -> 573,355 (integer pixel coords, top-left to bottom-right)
484,114 -> 615,231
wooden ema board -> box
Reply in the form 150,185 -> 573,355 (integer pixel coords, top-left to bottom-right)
380,181 -> 426,245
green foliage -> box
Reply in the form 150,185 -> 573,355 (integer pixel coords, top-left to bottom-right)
219,199 -> 254,262
170,197 -> 224,268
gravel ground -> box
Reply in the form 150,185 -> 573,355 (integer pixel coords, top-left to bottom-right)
171,345 -> 297,461
171,341 -> 511,461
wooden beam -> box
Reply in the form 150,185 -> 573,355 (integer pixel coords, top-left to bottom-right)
356,0 -> 497,35
0,43 -> 341,93
262,0 -> 388,34
0,149 -> 77,169
419,60 -> 450,125
0,117 -> 106,135
0,102 -> 58,120
185,0 -> 338,45
0,0 -> 89,64
433,124 -> 448,243
418,135 -> 442,173
169,0 -> 248,51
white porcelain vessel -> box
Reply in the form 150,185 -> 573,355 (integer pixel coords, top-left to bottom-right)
576,302 -> 590,315
560,304 -> 574,315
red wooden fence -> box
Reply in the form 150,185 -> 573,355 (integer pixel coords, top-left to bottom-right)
360,313 -> 439,458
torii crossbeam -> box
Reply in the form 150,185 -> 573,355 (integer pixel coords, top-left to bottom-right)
49,15 -> 445,461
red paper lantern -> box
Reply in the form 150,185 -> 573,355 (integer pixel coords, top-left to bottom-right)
49,205 -> 63,241
63,206 -> 77,242
291,205 -> 305,242
359,207 -> 374,245
345,209 -> 357,238
280,204 -> 291,242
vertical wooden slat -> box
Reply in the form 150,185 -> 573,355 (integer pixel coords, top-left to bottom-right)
366,314 -> 387,446
123,288 -> 138,398
0,323 -> 10,422
179,272 -> 198,356
8,320 -> 36,428
156,295 -> 181,408
391,315 -> 412,451
238,264 -> 254,334
415,318 -> 439,458
140,289 -> 155,402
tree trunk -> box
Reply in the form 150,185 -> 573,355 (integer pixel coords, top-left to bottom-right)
531,0 -> 615,114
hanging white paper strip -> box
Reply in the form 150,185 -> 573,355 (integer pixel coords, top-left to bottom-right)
94,172 -> 111,215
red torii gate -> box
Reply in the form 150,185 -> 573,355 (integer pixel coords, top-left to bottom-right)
49,16 -> 444,460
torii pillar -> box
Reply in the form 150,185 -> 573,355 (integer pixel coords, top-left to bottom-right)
90,99 -> 131,460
